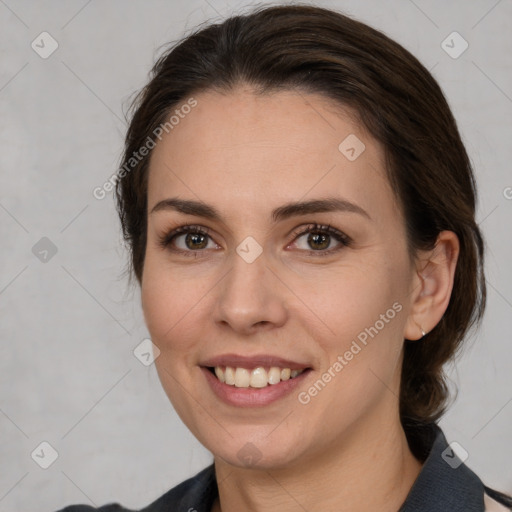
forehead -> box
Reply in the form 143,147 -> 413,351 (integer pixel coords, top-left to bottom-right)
147,87 -> 396,221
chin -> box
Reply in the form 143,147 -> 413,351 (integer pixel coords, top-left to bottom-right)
205,429 -> 307,471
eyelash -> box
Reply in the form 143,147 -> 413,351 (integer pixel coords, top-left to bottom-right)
157,223 -> 352,258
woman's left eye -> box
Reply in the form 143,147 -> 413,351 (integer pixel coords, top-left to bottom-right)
157,222 -> 351,257
289,223 -> 351,256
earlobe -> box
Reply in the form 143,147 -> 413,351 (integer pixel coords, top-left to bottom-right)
415,321 -> 427,338
404,231 -> 460,341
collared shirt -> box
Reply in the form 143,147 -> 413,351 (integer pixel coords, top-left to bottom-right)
57,423 -> 511,511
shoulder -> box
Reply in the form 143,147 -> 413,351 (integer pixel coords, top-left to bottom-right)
484,487 -> 512,511
54,465 -> 217,512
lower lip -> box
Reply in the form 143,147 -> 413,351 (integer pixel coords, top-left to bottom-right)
201,367 -> 311,407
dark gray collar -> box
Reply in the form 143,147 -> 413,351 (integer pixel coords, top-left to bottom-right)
398,422 -> 485,511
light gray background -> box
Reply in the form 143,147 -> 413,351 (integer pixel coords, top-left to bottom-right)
0,0 -> 511,510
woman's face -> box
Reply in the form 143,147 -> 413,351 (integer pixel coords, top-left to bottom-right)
142,86 -> 419,469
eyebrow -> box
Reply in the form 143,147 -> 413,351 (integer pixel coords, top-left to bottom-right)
150,197 -> 371,222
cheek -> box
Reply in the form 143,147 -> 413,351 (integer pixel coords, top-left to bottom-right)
141,253 -> 202,353
307,258 -> 409,375
312,259 -> 405,325
295,269 -> 407,432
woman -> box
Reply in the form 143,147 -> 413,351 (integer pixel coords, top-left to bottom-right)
58,4 -> 512,511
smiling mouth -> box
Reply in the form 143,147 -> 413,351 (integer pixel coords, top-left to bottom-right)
206,366 -> 310,388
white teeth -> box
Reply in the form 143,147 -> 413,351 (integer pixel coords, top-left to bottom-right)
280,368 -> 291,381
268,367 -> 281,385
214,367 -> 225,383
224,366 -> 235,385
213,366 -> 305,388
249,367 -> 268,388
234,367 -> 250,387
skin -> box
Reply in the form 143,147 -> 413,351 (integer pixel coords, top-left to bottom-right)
141,86 -> 459,511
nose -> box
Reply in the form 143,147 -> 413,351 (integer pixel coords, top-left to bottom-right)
213,249 -> 288,335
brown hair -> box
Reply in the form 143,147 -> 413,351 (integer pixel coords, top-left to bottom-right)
115,4 -> 486,440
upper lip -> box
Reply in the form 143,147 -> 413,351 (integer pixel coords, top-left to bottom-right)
200,353 -> 311,370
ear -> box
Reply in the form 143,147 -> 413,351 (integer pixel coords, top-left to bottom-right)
404,231 -> 460,341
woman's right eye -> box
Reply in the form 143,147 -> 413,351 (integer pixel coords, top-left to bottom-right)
157,225 -> 218,256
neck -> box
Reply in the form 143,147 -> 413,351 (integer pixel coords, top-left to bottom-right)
212,404 -> 423,512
